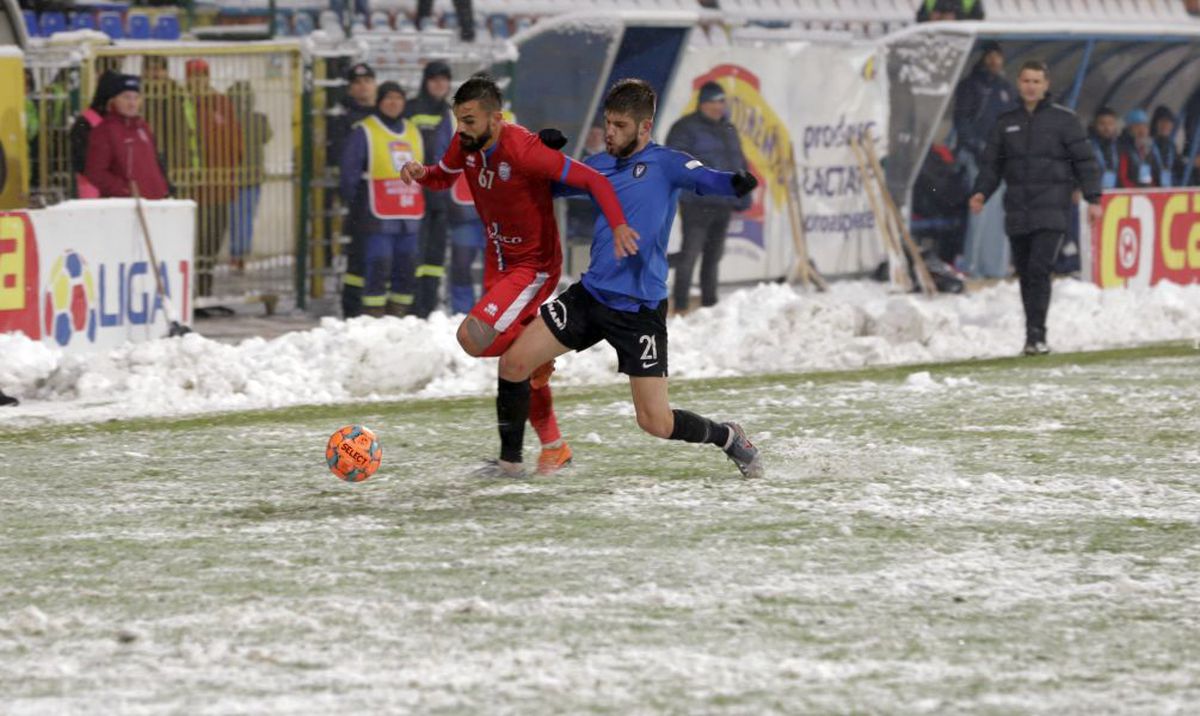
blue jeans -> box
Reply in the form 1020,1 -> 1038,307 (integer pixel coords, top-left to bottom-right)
230,185 -> 262,259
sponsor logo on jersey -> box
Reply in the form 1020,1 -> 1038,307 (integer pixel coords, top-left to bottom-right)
685,159 -> 703,170
633,162 -> 647,178
1006,125 -> 1021,133
484,302 -> 499,317
466,154 -> 477,167
498,162 -> 512,181
487,221 -> 524,245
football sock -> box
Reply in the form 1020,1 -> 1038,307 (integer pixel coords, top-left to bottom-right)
497,377 -> 531,464
669,409 -> 731,447
529,384 -> 562,446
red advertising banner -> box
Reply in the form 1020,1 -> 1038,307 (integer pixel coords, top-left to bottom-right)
0,212 -> 40,340
1092,189 -> 1200,288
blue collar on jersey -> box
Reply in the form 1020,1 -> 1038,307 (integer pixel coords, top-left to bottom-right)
482,130 -> 502,160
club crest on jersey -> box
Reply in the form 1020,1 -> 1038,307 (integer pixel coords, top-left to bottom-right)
498,162 -> 512,181
633,163 -> 647,179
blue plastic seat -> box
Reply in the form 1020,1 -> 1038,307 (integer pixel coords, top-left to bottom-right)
293,12 -> 314,36
71,12 -> 97,31
487,14 -> 509,39
128,13 -> 151,39
22,9 -> 38,37
98,12 -> 123,39
152,14 -> 180,40
38,11 -> 67,36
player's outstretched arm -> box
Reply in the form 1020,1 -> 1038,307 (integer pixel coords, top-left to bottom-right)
401,160 -> 461,191
669,151 -> 757,199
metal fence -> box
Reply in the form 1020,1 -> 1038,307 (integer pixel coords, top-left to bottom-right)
299,30 -> 507,309
27,41 -> 302,311
24,32 -> 510,315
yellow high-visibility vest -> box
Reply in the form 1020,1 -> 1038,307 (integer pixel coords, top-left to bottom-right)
360,114 -> 425,219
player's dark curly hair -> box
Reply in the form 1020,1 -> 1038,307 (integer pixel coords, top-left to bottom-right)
603,78 -> 657,124
454,72 -> 503,111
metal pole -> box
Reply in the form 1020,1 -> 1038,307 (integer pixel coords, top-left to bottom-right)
1066,39 -> 1095,110
296,61 -> 313,311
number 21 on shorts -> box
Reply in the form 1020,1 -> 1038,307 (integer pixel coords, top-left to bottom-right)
639,335 -> 658,368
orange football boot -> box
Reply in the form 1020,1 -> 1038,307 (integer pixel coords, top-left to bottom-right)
536,441 -> 573,475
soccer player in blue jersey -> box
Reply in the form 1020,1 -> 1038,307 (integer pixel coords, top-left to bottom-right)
498,78 -> 763,478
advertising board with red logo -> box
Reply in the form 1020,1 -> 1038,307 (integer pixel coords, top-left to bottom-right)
0,199 -> 194,353
1088,189 -> 1200,289
658,43 -> 887,282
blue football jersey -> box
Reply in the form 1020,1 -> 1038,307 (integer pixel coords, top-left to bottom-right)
562,142 -> 739,312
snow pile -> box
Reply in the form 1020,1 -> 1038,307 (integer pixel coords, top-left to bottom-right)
2,279 -> 1198,424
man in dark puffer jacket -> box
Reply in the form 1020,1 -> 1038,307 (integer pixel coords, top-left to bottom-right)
665,81 -> 750,313
971,59 -> 1102,356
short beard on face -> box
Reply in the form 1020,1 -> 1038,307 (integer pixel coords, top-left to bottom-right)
460,130 -> 491,153
609,134 -> 639,159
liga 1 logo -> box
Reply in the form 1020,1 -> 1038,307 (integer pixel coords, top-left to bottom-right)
1094,190 -> 1200,288
686,65 -> 792,249
44,249 -> 98,346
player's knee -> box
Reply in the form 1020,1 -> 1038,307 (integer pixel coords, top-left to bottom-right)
456,321 -> 486,357
636,410 -> 673,439
497,352 -> 531,382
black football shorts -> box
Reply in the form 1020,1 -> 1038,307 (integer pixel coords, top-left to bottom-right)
540,282 -> 668,378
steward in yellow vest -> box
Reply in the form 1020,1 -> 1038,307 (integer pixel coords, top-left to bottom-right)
338,81 -> 424,317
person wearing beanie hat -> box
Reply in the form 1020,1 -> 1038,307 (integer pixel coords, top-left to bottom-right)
1117,107 -> 1155,189
405,59 -> 460,318
338,77 -> 425,318
84,73 -> 170,200
69,70 -> 124,198
664,79 -> 751,313
697,81 -> 725,105
328,62 -> 378,195
970,59 -> 1102,356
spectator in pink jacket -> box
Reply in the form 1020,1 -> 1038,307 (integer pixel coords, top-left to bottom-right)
84,74 -> 170,200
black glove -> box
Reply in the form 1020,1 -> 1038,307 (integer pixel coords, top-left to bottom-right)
538,127 -> 568,151
731,170 -> 758,197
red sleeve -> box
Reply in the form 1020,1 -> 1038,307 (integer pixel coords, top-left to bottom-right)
84,124 -> 130,198
417,133 -> 465,191
1117,152 -> 1133,188
562,157 -> 628,230
518,133 -> 627,227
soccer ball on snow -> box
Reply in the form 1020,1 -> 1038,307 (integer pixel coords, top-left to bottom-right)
326,425 -> 382,482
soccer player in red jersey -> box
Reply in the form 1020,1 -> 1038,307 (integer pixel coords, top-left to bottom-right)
400,74 -> 639,477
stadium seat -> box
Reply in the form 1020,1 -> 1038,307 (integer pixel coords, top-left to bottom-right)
293,12 -> 314,35
98,12 -> 124,39
153,14 -> 181,40
487,14 -> 510,39
128,13 -> 152,40
38,11 -> 67,37
22,9 -> 37,38
71,12 -> 97,31
370,10 -> 391,30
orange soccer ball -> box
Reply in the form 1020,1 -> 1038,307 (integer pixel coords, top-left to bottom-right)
325,424 -> 383,482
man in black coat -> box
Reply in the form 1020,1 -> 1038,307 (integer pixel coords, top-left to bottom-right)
665,81 -> 750,313
970,60 -> 1102,356
406,61 -> 456,318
